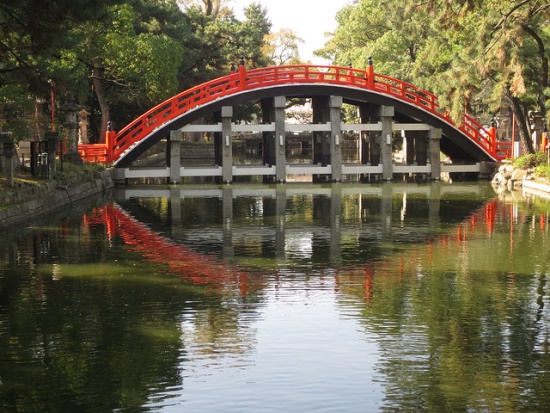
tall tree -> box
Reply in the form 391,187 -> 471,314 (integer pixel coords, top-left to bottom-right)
235,3 -> 272,68
0,0 -> 123,94
176,0 -> 231,19
316,0 -> 431,81
262,28 -> 303,66
54,2 -> 184,140
0,0 -> 123,140
319,0 -> 550,154
416,0 -> 550,153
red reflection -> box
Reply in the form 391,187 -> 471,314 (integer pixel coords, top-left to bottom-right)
335,198 -> 512,303
83,199 -> 515,304
485,200 -> 496,234
84,205 -> 264,295
364,265 -> 374,301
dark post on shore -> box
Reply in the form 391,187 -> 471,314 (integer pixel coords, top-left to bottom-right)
0,132 -> 15,187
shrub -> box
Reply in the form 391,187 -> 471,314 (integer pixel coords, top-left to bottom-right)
513,152 -> 547,169
52,162 -> 105,181
535,164 -> 550,180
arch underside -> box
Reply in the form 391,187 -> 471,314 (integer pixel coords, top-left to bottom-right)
115,84 -> 493,168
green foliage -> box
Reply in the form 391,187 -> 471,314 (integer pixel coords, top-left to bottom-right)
513,151 -> 547,169
0,84 -> 40,141
535,164 -> 550,181
1,0 -> 276,140
321,0 -> 550,152
0,0 -> 124,94
52,161 -> 106,182
317,0 -> 432,83
239,3 -> 272,67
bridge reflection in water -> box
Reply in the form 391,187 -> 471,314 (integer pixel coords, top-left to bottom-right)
80,183 -> 507,297
6,182 -> 550,412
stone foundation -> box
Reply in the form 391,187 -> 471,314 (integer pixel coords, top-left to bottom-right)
0,169 -> 114,229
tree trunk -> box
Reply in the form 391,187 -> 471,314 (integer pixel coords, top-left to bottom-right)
91,68 -> 110,143
522,24 -> 548,89
509,94 -> 535,154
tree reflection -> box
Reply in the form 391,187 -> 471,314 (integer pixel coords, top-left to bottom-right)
335,200 -> 550,412
1,185 -> 550,411
0,208 -> 262,411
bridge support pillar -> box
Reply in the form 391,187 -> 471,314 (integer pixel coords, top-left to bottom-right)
359,103 -> 383,181
274,96 -> 287,182
330,96 -> 343,182
403,132 -> 415,165
429,127 -> 442,180
261,99 -> 274,182
380,105 -> 394,181
312,96 -> 330,182
416,134 -> 428,166
221,106 -> 233,183
114,168 -> 126,186
169,130 -> 182,184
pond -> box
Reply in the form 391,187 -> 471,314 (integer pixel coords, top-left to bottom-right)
1,182 -> 549,412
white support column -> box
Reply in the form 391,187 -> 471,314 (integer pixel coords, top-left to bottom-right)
221,106 -> 233,183
330,96 -> 343,182
429,127 -> 442,180
274,96 -> 286,182
169,130 -> 182,184
380,105 -> 394,181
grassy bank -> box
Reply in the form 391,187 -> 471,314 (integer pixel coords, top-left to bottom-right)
0,162 -> 106,192
513,151 -> 550,182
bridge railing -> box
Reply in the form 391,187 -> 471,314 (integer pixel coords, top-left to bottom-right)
78,143 -> 110,163
111,72 -> 242,162
459,113 -> 496,156
372,73 -> 439,114
78,64 -> 500,164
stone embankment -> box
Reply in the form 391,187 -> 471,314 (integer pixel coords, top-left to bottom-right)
491,162 -> 550,199
0,169 -> 114,229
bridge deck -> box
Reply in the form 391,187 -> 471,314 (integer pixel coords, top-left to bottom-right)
114,162 -> 482,181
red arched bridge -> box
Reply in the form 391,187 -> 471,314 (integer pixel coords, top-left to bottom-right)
78,61 -> 511,181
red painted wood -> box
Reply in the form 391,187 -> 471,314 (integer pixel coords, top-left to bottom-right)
78,65 -> 502,163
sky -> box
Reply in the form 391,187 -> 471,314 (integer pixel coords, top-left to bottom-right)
230,0 -> 351,64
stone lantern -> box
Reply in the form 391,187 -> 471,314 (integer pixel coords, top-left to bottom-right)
78,107 -> 90,144
60,101 -> 83,163
529,110 -> 545,150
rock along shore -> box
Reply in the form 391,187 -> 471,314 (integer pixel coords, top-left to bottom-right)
491,162 -> 550,199
0,169 -> 114,229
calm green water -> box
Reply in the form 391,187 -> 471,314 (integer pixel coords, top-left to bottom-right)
1,182 -> 550,412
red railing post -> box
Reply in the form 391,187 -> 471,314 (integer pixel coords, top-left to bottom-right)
541,122 -> 548,152
239,56 -> 247,90
489,118 -> 497,156
366,56 -> 374,89
105,120 -> 116,163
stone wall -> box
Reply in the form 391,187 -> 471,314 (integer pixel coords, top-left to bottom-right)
182,143 -> 215,163
0,169 -> 114,229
